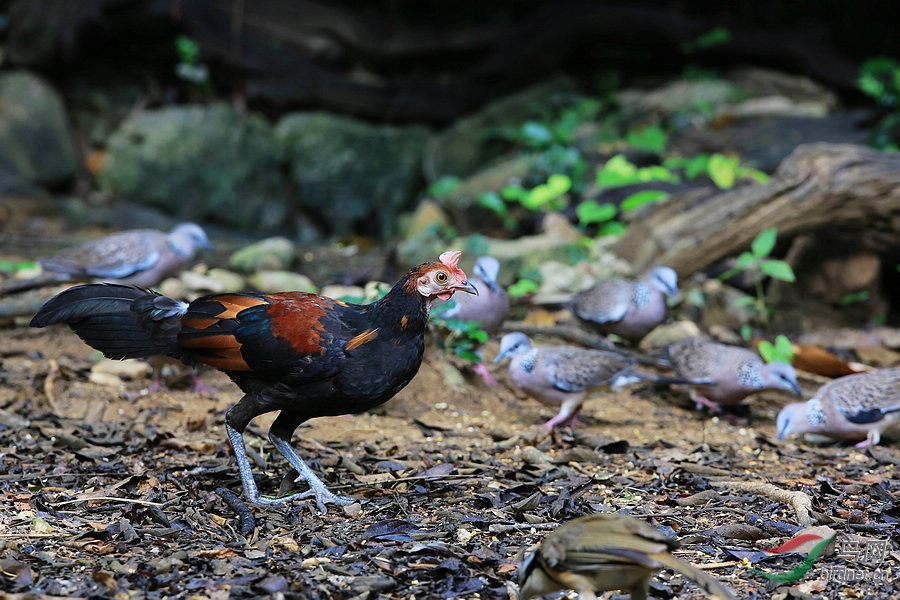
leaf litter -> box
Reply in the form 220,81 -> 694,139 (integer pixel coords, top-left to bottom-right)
0,325 -> 898,599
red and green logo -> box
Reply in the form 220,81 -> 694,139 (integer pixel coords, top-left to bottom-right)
750,529 -> 836,582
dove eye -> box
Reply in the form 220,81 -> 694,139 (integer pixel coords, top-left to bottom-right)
436,272 -> 448,283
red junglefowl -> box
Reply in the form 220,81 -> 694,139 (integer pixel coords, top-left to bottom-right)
30,251 -> 477,512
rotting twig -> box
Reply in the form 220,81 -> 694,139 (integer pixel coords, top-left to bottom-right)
216,487 -> 256,536
55,496 -> 164,507
43,358 -> 62,414
716,481 -> 817,526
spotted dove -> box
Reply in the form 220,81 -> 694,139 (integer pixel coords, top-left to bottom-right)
665,338 -> 801,412
2,223 -> 211,294
569,266 -> 678,344
494,332 -> 688,429
777,368 -> 900,448
442,255 -> 510,334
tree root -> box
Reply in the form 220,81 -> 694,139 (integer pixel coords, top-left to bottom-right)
716,481 -> 818,526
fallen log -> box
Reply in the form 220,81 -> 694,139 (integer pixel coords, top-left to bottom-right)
613,143 -> 900,276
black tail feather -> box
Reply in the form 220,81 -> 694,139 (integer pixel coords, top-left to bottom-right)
30,283 -> 187,360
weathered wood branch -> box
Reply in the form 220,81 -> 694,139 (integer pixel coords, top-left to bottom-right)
613,143 -> 900,276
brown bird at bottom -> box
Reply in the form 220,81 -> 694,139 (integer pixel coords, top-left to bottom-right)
519,512 -> 736,600
30,251 -> 476,512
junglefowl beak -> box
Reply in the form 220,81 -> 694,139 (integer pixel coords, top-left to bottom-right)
455,281 -> 478,296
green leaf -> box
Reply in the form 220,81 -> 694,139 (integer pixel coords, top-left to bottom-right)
858,57 -> 900,105
707,153 -> 739,189
620,189 -> 669,212
739,324 -> 753,341
596,221 -> 628,237
759,334 -> 794,364
546,173 -> 572,194
175,35 -> 201,64
576,200 -> 617,225
596,155 -> 679,188
522,185 -> 555,210
732,296 -> 757,307
596,154 -> 638,187
757,340 -> 775,363
478,192 -> 507,216
456,349 -> 481,364
637,165 -> 680,184
508,278 -> 540,297
0,259 -> 37,272
684,155 -> 711,179
736,166 -> 769,184
760,259 -> 796,282
428,175 -> 460,199
751,227 -> 777,258
734,251 -> 756,269
519,174 -> 572,210
682,26 -> 731,54
471,328 -> 489,343
627,125 -> 668,153
520,121 -> 554,146
775,334 -> 794,358
839,290 -> 870,305
501,185 -> 527,202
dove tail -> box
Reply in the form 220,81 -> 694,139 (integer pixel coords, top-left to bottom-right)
650,552 -> 736,600
30,283 -> 188,361
610,368 -> 700,391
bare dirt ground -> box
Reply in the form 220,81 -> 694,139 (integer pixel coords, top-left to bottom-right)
1,317 -> 898,600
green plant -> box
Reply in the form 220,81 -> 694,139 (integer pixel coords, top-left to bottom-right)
573,155 -> 678,238
501,173 -> 572,211
839,291 -> 870,305
476,172 -> 572,231
477,191 -> 517,229
663,153 -> 768,189
437,318 -> 490,364
626,125 -> 668,153
0,259 -> 37,273
508,278 -> 540,297
858,57 -> 900,150
719,227 -> 796,324
174,35 -> 210,87
758,334 -> 794,364
596,154 -> 680,188
428,175 -> 461,199
681,26 -> 731,55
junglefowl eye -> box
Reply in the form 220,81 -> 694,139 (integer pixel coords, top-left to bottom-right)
436,272 -> 448,283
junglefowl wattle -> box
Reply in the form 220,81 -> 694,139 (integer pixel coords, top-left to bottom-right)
31,251 -> 477,512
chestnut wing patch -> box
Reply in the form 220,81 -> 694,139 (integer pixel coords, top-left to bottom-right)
178,292 -> 348,379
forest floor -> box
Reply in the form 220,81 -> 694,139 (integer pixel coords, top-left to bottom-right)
1,313 -> 898,600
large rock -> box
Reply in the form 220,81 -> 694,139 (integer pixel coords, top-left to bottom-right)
97,103 -> 289,231
277,112 -> 430,238
0,71 -> 78,186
